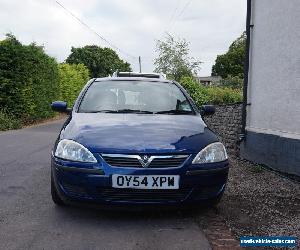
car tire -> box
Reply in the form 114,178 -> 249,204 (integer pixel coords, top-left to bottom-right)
51,175 -> 65,206
208,191 -> 224,207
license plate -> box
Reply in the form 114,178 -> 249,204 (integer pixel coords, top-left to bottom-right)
112,174 -> 179,189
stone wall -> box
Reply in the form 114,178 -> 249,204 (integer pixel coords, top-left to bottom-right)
203,103 -> 242,156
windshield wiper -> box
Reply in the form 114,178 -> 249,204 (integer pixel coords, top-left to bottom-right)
81,109 -> 153,114
155,109 -> 193,115
116,109 -> 153,114
87,110 -> 118,113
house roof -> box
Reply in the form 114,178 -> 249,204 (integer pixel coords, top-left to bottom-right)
195,76 -> 222,81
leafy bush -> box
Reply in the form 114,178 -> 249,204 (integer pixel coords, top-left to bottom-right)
0,110 -> 21,131
58,63 -> 90,106
0,34 -> 59,122
180,76 -> 242,106
219,75 -> 243,89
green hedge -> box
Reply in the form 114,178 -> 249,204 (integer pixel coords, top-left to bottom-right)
58,63 -> 90,106
180,76 -> 242,107
0,110 -> 21,131
0,35 -> 92,131
0,34 -> 59,122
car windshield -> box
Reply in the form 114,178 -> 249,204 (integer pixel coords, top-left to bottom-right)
78,80 -> 194,114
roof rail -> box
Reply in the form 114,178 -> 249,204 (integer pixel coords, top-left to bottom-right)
112,70 -> 119,77
112,71 -> 166,79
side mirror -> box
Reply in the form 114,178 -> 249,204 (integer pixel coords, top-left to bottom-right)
51,101 -> 71,114
201,105 -> 215,116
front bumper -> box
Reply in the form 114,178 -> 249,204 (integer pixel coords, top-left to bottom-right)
51,155 -> 229,206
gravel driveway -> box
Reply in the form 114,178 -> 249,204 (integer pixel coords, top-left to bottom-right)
218,157 -> 300,248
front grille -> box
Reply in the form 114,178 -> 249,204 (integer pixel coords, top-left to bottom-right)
150,158 -> 186,168
102,156 -> 141,167
94,188 -> 191,202
101,154 -> 189,168
61,182 -> 192,202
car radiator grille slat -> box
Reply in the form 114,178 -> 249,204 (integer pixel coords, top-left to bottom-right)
103,157 -> 140,167
101,154 -> 189,168
62,183 -> 192,202
95,188 -> 191,202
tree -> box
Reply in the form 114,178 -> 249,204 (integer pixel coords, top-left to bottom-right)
0,34 -> 59,121
212,32 -> 246,79
66,45 -> 131,78
154,34 -> 201,81
58,63 -> 90,106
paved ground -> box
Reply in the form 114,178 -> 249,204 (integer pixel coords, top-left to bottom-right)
0,119 -> 213,250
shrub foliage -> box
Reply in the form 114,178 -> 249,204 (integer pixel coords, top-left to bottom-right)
0,34 -> 59,122
0,35 -> 92,131
180,77 -> 242,106
0,110 -> 21,131
58,63 -> 90,106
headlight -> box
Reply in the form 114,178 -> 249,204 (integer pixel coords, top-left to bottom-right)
54,139 -> 97,163
192,142 -> 228,164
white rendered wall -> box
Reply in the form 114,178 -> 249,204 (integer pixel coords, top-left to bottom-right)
246,0 -> 300,139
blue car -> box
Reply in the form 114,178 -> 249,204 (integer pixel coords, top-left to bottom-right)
50,73 -> 229,207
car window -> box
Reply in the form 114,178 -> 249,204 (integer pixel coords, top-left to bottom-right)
78,80 -> 194,114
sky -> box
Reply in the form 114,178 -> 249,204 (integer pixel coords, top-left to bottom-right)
0,0 -> 246,76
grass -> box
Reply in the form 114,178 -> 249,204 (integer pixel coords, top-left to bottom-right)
251,164 -> 265,173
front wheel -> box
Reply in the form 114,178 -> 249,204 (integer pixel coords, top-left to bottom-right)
51,175 -> 65,206
208,191 -> 224,207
